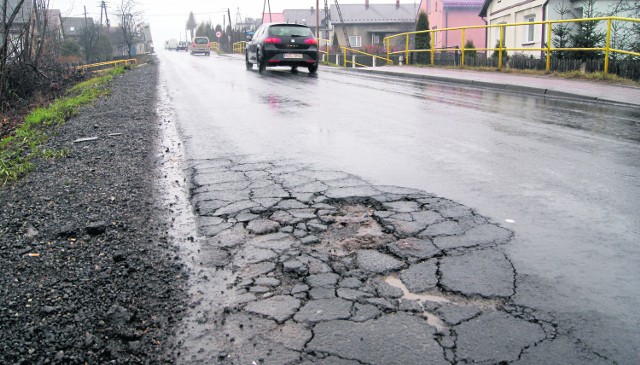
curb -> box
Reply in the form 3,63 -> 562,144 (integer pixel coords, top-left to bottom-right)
220,54 -> 638,107
335,67 -> 639,107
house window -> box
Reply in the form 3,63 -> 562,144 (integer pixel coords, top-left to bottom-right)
349,35 -> 361,48
495,23 -> 506,46
371,34 -> 380,45
524,15 -> 535,44
432,26 -> 437,47
70,26 -> 75,32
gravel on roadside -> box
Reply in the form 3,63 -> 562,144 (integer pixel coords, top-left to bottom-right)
0,59 -> 188,364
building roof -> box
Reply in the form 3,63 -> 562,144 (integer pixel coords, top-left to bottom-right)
283,9 -> 328,27
2,0 -> 34,25
42,9 -> 62,32
479,0 -> 491,17
443,0 -> 484,8
62,17 -> 93,37
262,13 -> 285,23
330,4 -> 418,24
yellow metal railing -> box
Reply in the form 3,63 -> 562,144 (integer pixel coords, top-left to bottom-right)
383,16 -> 640,74
211,42 -> 221,53
319,38 -> 331,63
232,41 -> 246,54
340,46 -> 393,68
75,59 -> 138,73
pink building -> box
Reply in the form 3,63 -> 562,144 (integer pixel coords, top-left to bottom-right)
261,13 -> 285,24
418,0 -> 486,51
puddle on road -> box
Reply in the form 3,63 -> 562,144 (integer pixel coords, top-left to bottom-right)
384,276 -> 450,304
155,76 -> 243,361
384,275 -> 449,331
155,77 -> 201,273
384,274 -> 502,331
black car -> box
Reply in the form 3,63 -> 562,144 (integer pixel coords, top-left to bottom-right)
245,23 -> 319,74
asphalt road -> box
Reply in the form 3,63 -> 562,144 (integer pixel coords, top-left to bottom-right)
158,50 -> 639,364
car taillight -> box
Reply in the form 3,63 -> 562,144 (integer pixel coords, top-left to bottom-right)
264,37 -> 281,44
304,38 -> 318,45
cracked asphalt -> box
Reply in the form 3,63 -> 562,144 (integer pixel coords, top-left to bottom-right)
153,55 -> 635,364
165,154 -> 556,364
2,54 -> 634,365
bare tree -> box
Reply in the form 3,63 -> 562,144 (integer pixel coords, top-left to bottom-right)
79,19 -> 99,62
1,0 -> 28,101
79,20 -> 113,63
1,0 -> 66,107
115,0 -> 141,58
607,0 -> 640,57
551,2 -> 573,59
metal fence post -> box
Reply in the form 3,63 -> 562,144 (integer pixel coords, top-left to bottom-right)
386,38 -> 390,63
498,25 -> 505,69
546,21 -> 552,72
405,34 -> 410,65
604,18 -> 612,75
461,28 -> 466,67
343,47 -> 347,68
430,31 -> 435,65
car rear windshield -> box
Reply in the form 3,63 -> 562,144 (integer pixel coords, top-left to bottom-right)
268,26 -> 314,37
194,38 -> 209,44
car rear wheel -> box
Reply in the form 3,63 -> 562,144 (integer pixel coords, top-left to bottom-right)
308,63 -> 318,74
258,50 -> 266,74
245,53 -> 253,70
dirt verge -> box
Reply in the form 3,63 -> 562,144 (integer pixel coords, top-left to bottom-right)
0,58 -> 187,364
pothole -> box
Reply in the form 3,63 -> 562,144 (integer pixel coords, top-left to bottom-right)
318,204 -> 394,256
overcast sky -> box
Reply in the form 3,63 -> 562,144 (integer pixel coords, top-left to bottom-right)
50,0 -> 402,44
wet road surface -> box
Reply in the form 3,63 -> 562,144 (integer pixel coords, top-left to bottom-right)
157,51 -> 640,364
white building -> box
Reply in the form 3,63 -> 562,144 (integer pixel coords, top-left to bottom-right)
480,0 -> 637,58
479,0 -> 547,57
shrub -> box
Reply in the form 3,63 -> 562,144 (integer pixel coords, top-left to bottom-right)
491,40 -> 508,61
464,39 -> 477,59
415,11 -> 431,64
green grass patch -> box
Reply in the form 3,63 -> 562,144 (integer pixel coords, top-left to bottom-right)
419,64 -> 638,85
0,67 -> 125,185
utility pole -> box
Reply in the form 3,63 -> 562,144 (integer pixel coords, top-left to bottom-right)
227,8 -> 233,53
99,1 -> 110,29
235,7 -> 242,31
324,0 -> 330,40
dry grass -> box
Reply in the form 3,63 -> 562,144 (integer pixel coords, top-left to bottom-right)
434,65 -> 639,86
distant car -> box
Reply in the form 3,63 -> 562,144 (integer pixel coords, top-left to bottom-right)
191,37 -> 210,56
245,23 -> 318,74
176,41 -> 188,51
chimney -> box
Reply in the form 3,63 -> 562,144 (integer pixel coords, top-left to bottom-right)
310,6 -> 314,14
396,0 -> 400,9
365,0 -> 369,9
